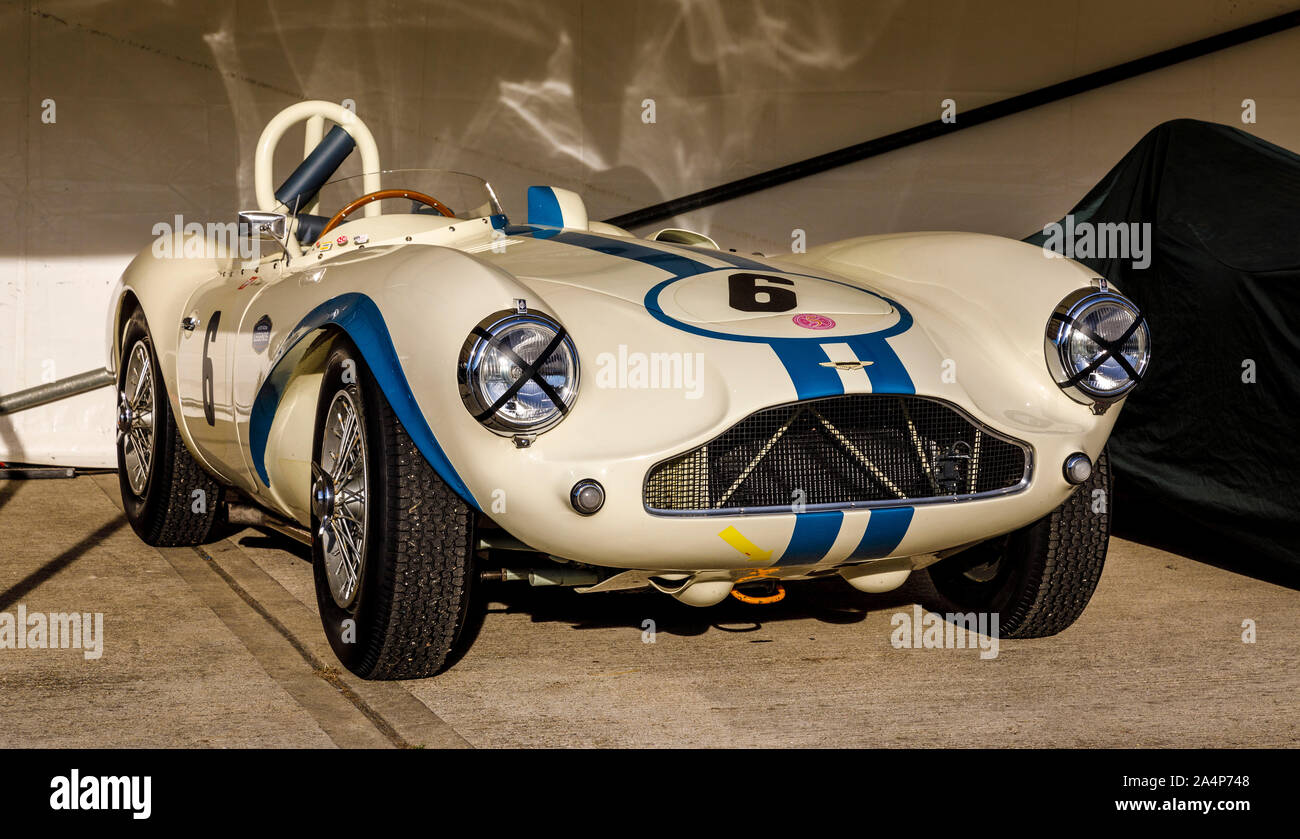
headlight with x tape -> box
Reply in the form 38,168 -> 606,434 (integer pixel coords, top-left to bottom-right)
458,308 -> 580,437
1045,285 -> 1151,410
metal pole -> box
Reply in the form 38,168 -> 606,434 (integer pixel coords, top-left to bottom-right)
604,9 -> 1300,229
0,369 -> 115,415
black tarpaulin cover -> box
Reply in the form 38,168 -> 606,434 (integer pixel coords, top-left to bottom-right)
1029,119 -> 1300,572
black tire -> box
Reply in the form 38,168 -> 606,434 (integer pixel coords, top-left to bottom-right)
924,448 -> 1112,638
117,308 -> 224,546
310,340 -> 476,680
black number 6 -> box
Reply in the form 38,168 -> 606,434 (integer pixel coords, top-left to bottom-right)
728,273 -> 797,312
202,311 -> 221,426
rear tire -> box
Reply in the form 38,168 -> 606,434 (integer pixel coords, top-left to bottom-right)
116,309 -> 224,546
310,340 -> 476,680
925,448 -> 1112,638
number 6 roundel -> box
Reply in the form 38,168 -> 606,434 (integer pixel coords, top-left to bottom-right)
727,273 -> 797,313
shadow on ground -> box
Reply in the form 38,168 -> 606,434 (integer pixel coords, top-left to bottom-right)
0,515 -> 127,610
228,505 -> 1297,672
236,530 -> 310,561
228,524 -> 940,662
474,574 -> 939,639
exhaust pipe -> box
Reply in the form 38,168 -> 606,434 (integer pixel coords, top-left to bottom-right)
649,574 -> 734,607
480,567 -> 600,587
227,503 -> 312,546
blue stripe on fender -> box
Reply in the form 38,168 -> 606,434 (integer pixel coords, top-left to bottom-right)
527,186 -> 564,228
777,511 -> 843,566
248,293 -> 478,510
849,507 -> 914,560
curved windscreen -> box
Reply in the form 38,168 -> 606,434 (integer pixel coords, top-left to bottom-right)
312,169 -> 505,221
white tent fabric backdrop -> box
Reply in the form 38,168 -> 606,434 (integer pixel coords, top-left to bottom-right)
2,255 -> 126,467
3,0 -> 1298,467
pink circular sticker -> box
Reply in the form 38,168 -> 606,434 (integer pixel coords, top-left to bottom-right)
792,313 -> 836,330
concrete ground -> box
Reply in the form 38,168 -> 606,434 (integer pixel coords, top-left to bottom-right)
0,474 -> 1295,748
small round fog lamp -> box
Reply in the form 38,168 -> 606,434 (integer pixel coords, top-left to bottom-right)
570,480 -> 605,515
1063,452 -> 1093,485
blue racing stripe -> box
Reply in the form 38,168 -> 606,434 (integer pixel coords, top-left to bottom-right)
777,510 -> 844,566
647,242 -> 917,396
677,246 -> 772,271
505,226 -> 917,559
844,332 -> 913,395
849,507 -> 914,559
511,227 -> 916,398
643,276 -> 916,398
539,229 -> 717,278
767,338 -> 846,401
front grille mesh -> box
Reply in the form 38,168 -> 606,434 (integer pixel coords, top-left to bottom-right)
644,395 -> 1029,514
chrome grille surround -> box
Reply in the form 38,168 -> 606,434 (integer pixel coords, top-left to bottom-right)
643,394 -> 1033,516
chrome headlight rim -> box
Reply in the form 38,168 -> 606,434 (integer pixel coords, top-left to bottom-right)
1045,287 -> 1150,405
458,310 -> 579,435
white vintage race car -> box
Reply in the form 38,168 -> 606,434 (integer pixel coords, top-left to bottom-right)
108,101 -> 1150,679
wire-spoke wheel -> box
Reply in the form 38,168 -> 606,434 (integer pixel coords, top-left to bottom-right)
314,391 -> 369,609
119,341 -> 156,496
311,339 -> 476,680
116,307 -> 224,546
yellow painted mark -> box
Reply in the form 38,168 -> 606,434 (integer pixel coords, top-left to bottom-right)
718,525 -> 772,563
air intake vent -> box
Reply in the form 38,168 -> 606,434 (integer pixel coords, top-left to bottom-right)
644,395 -> 1031,515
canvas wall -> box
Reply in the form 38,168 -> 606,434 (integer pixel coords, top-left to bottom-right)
3,0 -> 1298,466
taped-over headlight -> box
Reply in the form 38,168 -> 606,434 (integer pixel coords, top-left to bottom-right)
1045,288 -> 1150,407
459,311 -> 579,435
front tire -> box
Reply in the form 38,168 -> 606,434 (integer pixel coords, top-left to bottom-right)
310,341 -> 476,680
925,448 -> 1112,638
116,308 -> 224,546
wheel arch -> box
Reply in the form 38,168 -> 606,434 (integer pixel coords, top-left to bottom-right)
251,297 -> 480,522
107,288 -> 142,375
258,326 -> 344,524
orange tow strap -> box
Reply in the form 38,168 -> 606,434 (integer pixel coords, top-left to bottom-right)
730,569 -> 786,604
730,584 -> 785,605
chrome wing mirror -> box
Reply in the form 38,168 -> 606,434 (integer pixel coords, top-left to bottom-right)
237,209 -> 292,263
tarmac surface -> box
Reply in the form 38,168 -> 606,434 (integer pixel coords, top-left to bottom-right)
1,474 -> 1296,748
